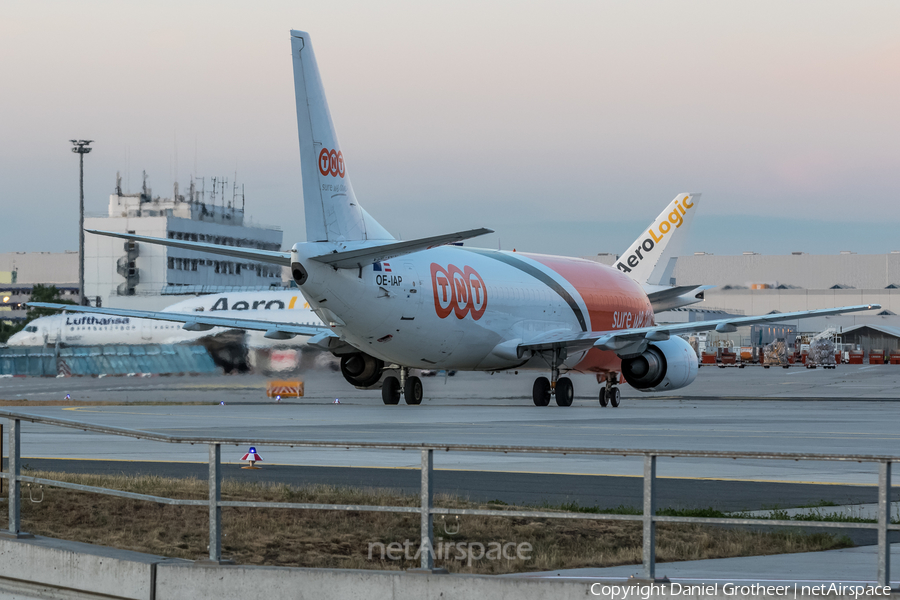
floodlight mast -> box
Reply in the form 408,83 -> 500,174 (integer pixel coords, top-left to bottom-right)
71,140 -> 93,306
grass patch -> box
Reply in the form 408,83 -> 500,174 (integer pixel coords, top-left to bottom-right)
7,471 -> 853,574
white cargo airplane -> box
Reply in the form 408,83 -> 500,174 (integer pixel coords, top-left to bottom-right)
11,194 -> 697,349
11,291 -> 323,347
32,30 -> 880,407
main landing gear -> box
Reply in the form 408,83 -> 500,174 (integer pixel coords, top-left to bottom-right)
382,367 -> 423,406
532,349 -> 574,407
598,373 -> 620,408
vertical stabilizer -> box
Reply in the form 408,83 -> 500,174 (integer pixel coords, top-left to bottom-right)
290,31 -> 393,243
615,193 -> 700,285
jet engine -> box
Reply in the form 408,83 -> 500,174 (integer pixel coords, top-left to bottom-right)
620,336 -> 698,392
340,352 -> 384,388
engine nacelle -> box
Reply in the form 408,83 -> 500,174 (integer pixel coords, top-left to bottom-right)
620,336 -> 698,392
340,352 -> 385,388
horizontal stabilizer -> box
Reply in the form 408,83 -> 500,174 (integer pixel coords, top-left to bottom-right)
310,228 -> 494,269
645,285 -> 704,305
86,230 -> 291,266
28,303 -> 326,338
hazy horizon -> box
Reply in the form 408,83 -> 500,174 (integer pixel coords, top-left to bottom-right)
3,1 -> 898,259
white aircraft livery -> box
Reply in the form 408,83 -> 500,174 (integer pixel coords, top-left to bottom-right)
11,291 -> 322,347
33,30 -> 880,407
615,193 -> 710,312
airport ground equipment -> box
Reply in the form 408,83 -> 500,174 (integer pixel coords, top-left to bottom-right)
806,328 -> 838,369
266,380 -> 304,398
1,410 -> 898,585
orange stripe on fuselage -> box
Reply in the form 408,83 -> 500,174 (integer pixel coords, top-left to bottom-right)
522,252 -> 655,374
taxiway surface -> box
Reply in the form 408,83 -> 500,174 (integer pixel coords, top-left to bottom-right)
2,365 -> 899,510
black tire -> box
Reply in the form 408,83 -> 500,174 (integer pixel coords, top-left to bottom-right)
609,387 -> 621,408
382,376 -> 401,405
555,377 -> 574,407
404,376 -> 423,405
532,377 -> 551,406
599,387 -> 609,407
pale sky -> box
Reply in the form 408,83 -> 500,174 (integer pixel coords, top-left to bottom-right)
2,1 -> 899,258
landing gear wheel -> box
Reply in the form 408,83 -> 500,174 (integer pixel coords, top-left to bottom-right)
609,387 -> 621,408
382,376 -> 401,405
599,388 -> 609,407
532,377 -> 551,406
555,377 -> 574,407
404,376 -> 423,405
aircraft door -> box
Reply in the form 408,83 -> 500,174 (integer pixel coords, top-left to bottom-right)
141,318 -> 153,341
399,262 -> 422,322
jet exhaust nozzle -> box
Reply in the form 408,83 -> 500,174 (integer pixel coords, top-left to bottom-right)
291,262 -> 308,286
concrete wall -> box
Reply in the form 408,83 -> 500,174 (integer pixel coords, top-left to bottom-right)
0,533 -> 884,600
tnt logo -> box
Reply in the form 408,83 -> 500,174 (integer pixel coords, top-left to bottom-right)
318,148 -> 345,178
430,263 -> 487,321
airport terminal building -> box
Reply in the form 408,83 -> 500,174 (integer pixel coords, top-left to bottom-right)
84,178 -> 285,309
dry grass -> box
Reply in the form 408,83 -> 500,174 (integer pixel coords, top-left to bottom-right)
7,471 -> 851,574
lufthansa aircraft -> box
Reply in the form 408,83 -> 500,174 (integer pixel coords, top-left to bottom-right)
12,291 -> 323,347
33,30 -> 879,407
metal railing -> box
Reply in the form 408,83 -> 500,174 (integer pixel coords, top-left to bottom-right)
0,409 -> 897,583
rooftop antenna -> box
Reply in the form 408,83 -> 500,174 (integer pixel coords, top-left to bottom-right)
115,171 -> 123,196
141,171 -> 149,202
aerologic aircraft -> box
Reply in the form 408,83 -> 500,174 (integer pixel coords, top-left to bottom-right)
11,291 -> 323,347
616,192 -> 710,312
32,30 -> 880,407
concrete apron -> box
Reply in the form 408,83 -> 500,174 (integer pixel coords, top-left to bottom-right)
0,535 -> 895,600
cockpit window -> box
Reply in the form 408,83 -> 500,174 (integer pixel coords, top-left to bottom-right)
25,326 -> 38,332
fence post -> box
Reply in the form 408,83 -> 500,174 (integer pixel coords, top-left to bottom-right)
208,443 -> 221,562
642,454 -> 657,580
4,419 -> 31,538
420,449 -> 434,570
878,461 -> 891,587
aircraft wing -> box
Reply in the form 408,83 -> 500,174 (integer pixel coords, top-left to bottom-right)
309,228 -> 494,269
86,230 -> 291,266
518,304 -> 881,356
28,303 -> 329,340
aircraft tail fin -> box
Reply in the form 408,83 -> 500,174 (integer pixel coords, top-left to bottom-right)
290,30 -> 393,243
615,193 -> 700,285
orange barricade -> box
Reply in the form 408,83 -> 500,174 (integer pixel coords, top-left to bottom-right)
267,380 -> 304,397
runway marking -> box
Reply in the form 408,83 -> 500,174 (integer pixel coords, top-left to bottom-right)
21,456 -> 886,487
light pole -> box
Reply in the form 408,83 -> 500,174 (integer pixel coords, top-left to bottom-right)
71,140 -> 93,306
